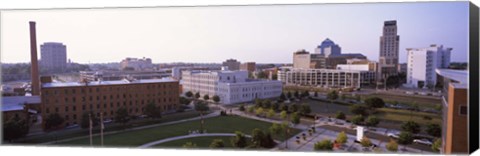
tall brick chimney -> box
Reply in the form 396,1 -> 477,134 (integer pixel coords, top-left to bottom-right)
29,21 -> 40,95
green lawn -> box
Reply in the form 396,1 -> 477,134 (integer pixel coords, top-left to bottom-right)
17,111 -> 207,144
55,115 -> 301,147
153,136 -> 241,148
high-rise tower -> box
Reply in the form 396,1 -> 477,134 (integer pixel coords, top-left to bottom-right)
378,20 -> 400,79
29,21 -> 40,96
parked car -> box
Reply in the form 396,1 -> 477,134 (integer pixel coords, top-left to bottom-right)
414,139 -> 433,146
103,119 -> 113,124
65,124 -> 79,129
387,132 -> 400,139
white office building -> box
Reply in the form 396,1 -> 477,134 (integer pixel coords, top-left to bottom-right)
40,42 -> 67,73
278,67 -> 376,88
181,70 -> 282,104
405,44 -> 451,88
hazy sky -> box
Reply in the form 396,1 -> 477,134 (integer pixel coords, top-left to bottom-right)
0,1 -> 470,64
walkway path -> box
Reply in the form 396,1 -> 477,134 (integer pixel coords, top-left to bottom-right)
138,133 -> 245,148
41,111 -> 221,145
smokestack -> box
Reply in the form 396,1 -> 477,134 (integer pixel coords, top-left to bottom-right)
29,21 -> 40,96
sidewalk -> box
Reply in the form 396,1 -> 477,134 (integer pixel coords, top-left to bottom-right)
41,111 -> 221,145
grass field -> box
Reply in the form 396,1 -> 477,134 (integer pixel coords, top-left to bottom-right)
359,93 -> 442,109
54,115 -> 301,147
17,111 -> 207,144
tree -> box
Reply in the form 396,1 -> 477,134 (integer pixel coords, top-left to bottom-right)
397,131 -> 414,150
194,92 -> 201,99
386,139 -> 398,152
280,103 -> 288,112
212,95 -> 220,103
203,94 -> 210,101
194,101 -> 210,133
336,111 -> 346,120
288,104 -> 299,113
183,142 -> 197,148
299,104 -> 311,115
351,115 -> 365,125
248,106 -> 255,113
340,94 -> 346,101
280,110 -> 288,120
336,131 -> 348,145
271,102 -> 280,112
426,123 -> 441,137
185,91 -> 193,98
431,138 -> 442,152
3,117 -> 29,142
81,111 -> 98,129
291,112 -> 301,125
179,96 -> 192,105
365,116 -> 380,128
251,128 -> 265,148
231,131 -> 248,148
261,99 -> 271,108
255,107 -> 265,116
302,90 -> 310,98
350,105 -> 369,116
239,105 -> 246,111
314,139 -> 333,150
269,123 -> 283,137
255,99 -> 263,108
355,95 -> 362,102
280,92 -> 287,101
267,109 -> 276,118
45,113 -> 65,130
401,121 -> 421,134
294,91 -> 300,98
144,103 -> 162,119
115,107 -> 130,127
364,97 -> 385,109
360,137 -> 372,147
314,91 -> 318,97
209,139 -> 225,148
287,91 -> 292,99
327,90 -> 339,112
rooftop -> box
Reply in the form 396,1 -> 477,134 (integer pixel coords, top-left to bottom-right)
435,69 -> 468,85
2,96 -> 41,112
42,77 -> 177,88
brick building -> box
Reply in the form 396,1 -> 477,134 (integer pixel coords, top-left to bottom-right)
40,76 -> 179,128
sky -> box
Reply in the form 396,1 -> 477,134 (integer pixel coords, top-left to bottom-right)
0,1 -> 470,64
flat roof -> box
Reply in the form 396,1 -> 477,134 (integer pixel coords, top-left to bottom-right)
435,69 -> 468,84
2,96 -> 41,112
42,77 -> 177,88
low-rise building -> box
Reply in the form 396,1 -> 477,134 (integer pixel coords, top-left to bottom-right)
181,70 -> 282,104
222,59 -> 241,71
278,67 -> 376,88
240,62 -> 256,73
2,96 -> 41,122
120,57 -> 154,71
436,69 -> 468,154
39,76 -> 179,129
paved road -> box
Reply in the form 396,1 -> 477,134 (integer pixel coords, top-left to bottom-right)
319,125 -> 435,153
138,133 -> 242,148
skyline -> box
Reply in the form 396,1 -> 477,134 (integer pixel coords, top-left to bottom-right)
1,2 -> 470,64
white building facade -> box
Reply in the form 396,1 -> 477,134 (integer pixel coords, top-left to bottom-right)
278,67 -> 376,88
406,44 -> 451,88
40,42 -> 67,73
181,70 -> 282,104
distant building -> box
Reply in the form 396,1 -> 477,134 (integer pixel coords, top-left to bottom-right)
397,63 -> 407,74
379,20 -> 400,79
293,50 -> 311,69
310,53 -> 327,69
181,70 -> 282,104
40,42 -> 67,73
40,76 -> 179,129
240,62 -> 256,73
315,38 -> 342,57
338,59 -> 378,72
436,69 -> 468,154
120,57 -> 154,71
324,54 -> 367,69
222,59 -> 241,71
405,44 -> 451,88
80,70 -> 171,81
278,67 -> 376,88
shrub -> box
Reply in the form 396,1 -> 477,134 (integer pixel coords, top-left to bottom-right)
314,139 -> 333,150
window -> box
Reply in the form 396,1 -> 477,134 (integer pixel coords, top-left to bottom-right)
459,106 -> 467,115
